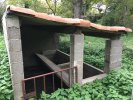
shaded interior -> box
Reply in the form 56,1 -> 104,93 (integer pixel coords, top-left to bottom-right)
44,50 -> 103,79
20,18 -> 103,98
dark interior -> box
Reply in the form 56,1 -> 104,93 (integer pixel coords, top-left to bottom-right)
45,51 -> 69,65
20,18 -> 103,99
44,50 -> 103,78
24,59 -> 68,98
23,50 -> 103,98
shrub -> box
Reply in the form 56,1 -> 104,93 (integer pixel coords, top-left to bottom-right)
59,38 -> 105,69
0,34 -> 13,100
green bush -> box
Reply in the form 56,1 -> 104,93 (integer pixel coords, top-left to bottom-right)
39,67 -> 133,100
39,64 -> 133,100
59,40 -> 70,54
59,38 -> 105,69
84,45 -> 104,69
0,34 -> 13,100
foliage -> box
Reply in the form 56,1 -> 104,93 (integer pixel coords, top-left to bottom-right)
101,0 -> 133,27
84,46 -> 104,69
39,67 -> 133,100
58,35 -> 70,54
0,33 -> 13,100
7,0 -> 62,15
59,35 -> 105,69
7,0 -> 47,13
57,0 -> 73,17
0,1 -> 6,17
0,1 -> 6,32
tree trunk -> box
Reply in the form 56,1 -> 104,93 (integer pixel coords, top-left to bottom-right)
72,0 -> 83,18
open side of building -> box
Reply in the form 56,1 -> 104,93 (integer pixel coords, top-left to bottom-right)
2,6 -> 132,100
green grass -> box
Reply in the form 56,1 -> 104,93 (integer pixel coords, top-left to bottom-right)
122,33 -> 133,49
59,35 -> 105,69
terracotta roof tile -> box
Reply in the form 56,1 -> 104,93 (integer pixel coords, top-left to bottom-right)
7,5 -> 132,33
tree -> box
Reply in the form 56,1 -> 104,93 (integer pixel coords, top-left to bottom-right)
56,0 -> 73,17
0,1 -> 6,32
7,0 -> 47,12
7,0 -> 61,15
72,0 -> 83,18
45,0 -> 59,15
101,0 -> 133,27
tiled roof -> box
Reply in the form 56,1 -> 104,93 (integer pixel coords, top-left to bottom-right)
7,5 -> 132,33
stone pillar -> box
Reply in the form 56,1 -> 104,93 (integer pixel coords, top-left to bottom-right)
104,38 -> 122,73
2,14 -> 24,100
70,30 -> 84,86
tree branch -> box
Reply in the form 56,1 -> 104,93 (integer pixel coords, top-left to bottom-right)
45,0 -> 56,15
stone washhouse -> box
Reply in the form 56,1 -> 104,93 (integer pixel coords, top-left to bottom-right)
2,6 -> 132,100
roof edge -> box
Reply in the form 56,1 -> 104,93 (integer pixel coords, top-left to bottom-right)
6,5 -> 132,33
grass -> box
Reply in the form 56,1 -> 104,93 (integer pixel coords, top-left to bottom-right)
59,35 -> 105,69
122,33 -> 133,49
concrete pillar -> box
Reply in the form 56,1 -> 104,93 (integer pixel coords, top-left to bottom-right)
104,38 -> 122,73
2,14 -> 24,100
70,30 -> 84,86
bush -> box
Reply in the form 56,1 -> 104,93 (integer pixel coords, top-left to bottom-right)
0,34 -> 13,100
39,67 -> 133,100
59,37 -> 105,69
39,60 -> 133,100
84,45 -> 104,69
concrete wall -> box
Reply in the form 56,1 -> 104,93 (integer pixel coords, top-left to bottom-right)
2,14 -> 24,100
21,27 -> 58,67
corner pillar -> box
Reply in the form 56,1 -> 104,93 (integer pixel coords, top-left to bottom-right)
2,14 -> 24,100
104,38 -> 122,73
